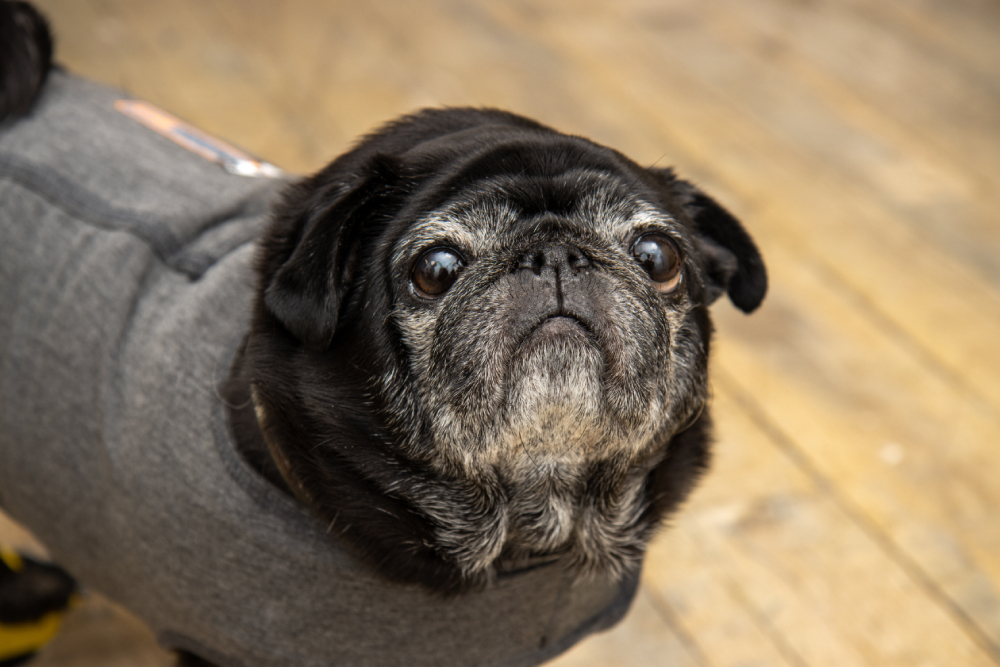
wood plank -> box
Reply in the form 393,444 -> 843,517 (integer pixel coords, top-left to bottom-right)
546,587 -> 702,667
643,531 -> 805,667
682,0 -> 1000,284
709,237 -> 1000,656
30,594 -> 173,667
0,509 -> 46,560
202,0 -> 420,172
648,389 -> 998,666
855,0 -> 1000,88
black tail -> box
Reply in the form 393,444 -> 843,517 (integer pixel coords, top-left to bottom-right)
0,1 -> 53,123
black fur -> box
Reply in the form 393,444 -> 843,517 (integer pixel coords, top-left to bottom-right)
0,1 -> 52,123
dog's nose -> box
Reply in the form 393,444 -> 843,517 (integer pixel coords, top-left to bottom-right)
518,243 -> 591,276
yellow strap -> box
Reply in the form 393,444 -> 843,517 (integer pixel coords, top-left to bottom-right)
0,549 -> 25,572
0,611 -> 64,660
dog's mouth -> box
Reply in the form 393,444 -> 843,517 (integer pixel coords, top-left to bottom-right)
515,315 -> 594,358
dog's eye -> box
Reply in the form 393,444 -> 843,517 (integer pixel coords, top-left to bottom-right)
412,248 -> 466,297
631,233 -> 682,292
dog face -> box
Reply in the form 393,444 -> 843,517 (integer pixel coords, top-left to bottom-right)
246,109 -> 766,592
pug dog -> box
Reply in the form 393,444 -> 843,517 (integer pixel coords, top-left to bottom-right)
0,3 -> 766,665
241,107 -> 768,593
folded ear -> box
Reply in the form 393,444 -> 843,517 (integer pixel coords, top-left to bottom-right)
655,171 -> 767,313
259,155 -> 406,347
259,109 -> 552,348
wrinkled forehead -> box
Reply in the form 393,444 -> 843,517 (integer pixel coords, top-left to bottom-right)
393,168 -> 681,264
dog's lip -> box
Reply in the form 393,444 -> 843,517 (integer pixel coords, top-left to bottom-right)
536,315 -> 587,333
515,314 -> 593,354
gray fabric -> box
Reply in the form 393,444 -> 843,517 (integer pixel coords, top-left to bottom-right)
0,71 -> 638,666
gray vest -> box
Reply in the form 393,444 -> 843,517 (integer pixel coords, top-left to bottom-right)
0,71 -> 637,667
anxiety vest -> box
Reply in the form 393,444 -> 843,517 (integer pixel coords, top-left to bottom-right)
0,71 -> 637,667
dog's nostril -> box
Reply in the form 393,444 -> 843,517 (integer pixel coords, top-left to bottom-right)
517,250 -> 546,275
531,251 -> 545,275
567,249 -> 590,270
518,244 -> 590,275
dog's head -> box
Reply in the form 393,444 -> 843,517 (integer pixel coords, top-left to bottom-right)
246,109 -> 765,592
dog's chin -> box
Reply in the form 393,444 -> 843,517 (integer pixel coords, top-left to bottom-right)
504,317 -> 607,458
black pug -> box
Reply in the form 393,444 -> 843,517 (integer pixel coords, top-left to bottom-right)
246,112 -> 767,588
0,3 -> 765,666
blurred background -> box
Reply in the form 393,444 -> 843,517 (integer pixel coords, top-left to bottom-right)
2,0 -> 999,665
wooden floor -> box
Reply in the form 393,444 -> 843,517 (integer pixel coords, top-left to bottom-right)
3,0 -> 999,665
